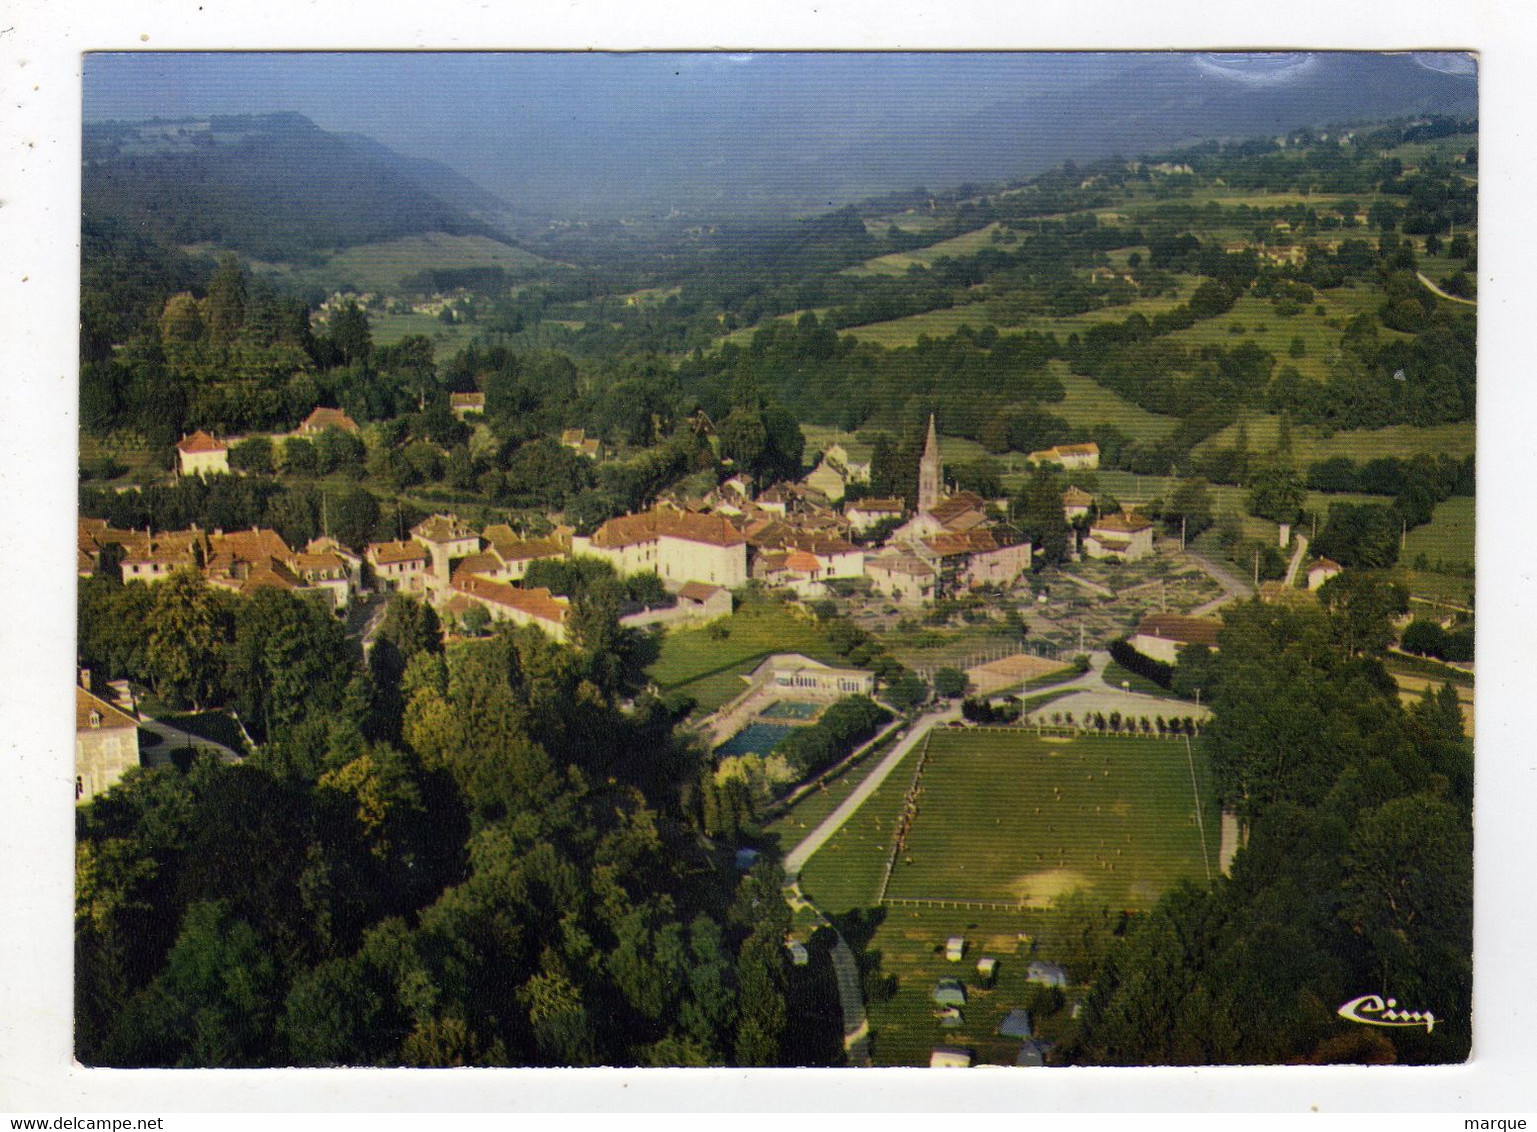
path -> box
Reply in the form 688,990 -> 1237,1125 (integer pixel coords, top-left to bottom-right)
1416,271 -> 1477,306
1055,570 -> 1115,598
1184,548 -> 1253,616
783,705 -> 960,876
1282,532 -> 1309,589
784,881 -> 871,1065
137,715 -> 243,766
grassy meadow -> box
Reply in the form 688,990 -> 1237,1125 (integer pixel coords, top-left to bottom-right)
886,731 -> 1218,909
646,600 -> 846,714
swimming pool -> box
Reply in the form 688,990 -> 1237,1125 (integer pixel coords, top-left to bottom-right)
715,722 -> 795,757
758,699 -> 823,721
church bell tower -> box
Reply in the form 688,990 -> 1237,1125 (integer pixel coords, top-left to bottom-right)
918,413 -> 942,514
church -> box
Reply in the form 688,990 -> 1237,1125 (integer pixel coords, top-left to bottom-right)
880,415 -> 1033,597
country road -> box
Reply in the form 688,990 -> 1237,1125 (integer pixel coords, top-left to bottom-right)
1185,547 -> 1254,615
783,705 -> 959,877
1417,271 -> 1477,306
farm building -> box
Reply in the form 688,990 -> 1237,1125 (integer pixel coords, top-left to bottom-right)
1308,557 -> 1344,590
296,406 -> 359,436
750,654 -> 874,699
1015,1039 -> 1052,1066
1130,613 -> 1223,664
76,681 -> 140,804
1062,485 -> 1094,521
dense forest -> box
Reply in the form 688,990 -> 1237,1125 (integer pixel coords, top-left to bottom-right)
1065,590 -> 1471,1065
77,581 -> 834,1066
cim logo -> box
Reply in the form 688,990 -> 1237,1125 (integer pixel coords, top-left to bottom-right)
1337,994 -> 1437,1033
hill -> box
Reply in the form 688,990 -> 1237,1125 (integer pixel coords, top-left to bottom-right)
82,113 -> 525,263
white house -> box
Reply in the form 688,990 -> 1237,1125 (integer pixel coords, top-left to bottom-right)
577,508 -> 747,590
845,497 -> 906,534
1083,510 -> 1154,560
175,431 -> 229,477
1307,557 -> 1344,590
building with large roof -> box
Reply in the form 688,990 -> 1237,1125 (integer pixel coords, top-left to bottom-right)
76,682 -> 139,804
175,431 -> 229,477
575,507 -> 748,590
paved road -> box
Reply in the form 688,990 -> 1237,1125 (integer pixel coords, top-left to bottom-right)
1282,533 -> 1310,588
1417,271 -> 1477,306
1185,547 -> 1254,616
785,881 -> 871,1065
138,716 -> 243,767
783,705 -> 960,877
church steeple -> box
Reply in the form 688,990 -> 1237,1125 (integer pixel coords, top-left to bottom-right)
918,413 -> 942,514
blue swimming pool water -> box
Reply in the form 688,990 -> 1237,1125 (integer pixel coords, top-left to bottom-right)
758,699 -> 822,721
715,722 -> 795,757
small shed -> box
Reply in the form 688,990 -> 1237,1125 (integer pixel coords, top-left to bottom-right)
932,978 -> 968,1007
997,1008 -> 1033,1039
930,1046 -> 972,1068
945,936 -> 966,962
1026,960 -> 1070,988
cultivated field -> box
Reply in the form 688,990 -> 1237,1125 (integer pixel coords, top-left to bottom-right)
885,731 -> 1219,910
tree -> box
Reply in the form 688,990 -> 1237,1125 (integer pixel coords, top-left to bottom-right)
283,437 -> 319,477
331,487 -> 381,551
204,255 -> 248,348
1246,463 -> 1306,524
1164,477 -> 1214,540
1016,465 -> 1072,565
932,667 -> 970,699
328,301 -> 373,366
1318,571 -> 1408,658
145,568 -> 224,709
883,670 -> 930,711
228,437 -> 274,476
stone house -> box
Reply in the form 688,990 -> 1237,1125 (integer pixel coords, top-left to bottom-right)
76,682 -> 139,804
175,431 -> 229,477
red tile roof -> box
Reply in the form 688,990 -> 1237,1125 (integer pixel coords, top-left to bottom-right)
300,407 -> 359,434
412,514 -> 477,545
450,576 -> 570,625
592,509 -> 745,550
678,581 -> 726,603
1092,511 -> 1153,534
368,539 -> 429,565
1134,614 -> 1222,647
176,430 -> 227,453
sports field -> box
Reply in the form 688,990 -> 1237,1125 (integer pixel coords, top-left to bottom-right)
884,730 -> 1219,910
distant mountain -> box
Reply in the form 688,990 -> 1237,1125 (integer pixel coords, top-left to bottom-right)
334,130 -> 512,216
82,112 -> 523,263
774,53 -> 1481,207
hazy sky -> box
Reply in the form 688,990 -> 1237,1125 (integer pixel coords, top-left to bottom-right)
83,52 -> 1477,216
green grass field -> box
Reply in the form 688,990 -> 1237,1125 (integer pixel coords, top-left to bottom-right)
1163,286 -> 1393,384
238,233 -> 554,295
368,310 -> 482,357
1403,496 -> 1475,573
886,732 -> 1218,909
1049,365 -> 1178,444
845,224 -> 1005,277
646,600 -> 847,714
1194,410 -> 1475,468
